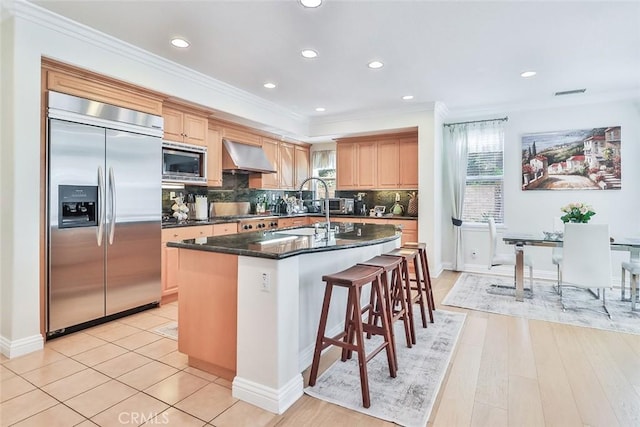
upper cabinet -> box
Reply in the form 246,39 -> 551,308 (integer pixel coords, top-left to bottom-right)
207,126 -> 223,187
294,145 -> 310,190
162,106 -> 208,147
336,131 -> 418,190
249,138 -> 310,190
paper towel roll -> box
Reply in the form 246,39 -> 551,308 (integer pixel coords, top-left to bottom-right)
195,196 -> 208,220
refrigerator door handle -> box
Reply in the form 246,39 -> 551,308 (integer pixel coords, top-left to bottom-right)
97,166 -> 105,246
108,166 -> 117,245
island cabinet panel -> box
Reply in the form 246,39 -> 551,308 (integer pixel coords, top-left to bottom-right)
177,250 -> 238,381
161,225 -> 214,303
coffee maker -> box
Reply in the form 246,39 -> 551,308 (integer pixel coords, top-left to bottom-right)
354,192 -> 367,216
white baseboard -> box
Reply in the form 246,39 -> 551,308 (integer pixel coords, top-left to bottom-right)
0,334 -> 44,359
232,374 -> 303,414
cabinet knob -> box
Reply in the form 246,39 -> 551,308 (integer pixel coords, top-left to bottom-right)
173,233 -> 179,237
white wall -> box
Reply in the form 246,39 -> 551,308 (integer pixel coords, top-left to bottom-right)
441,98 -> 640,281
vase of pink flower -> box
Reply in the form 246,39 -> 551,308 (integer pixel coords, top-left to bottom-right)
560,202 -> 596,223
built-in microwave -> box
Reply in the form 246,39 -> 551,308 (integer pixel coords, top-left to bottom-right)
162,141 -> 207,184
326,198 -> 354,214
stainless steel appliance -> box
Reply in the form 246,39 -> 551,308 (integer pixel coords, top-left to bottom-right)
162,140 -> 207,184
326,198 -> 354,214
238,217 -> 279,233
47,91 -> 163,338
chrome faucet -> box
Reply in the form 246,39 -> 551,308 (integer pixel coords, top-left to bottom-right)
298,176 -> 330,235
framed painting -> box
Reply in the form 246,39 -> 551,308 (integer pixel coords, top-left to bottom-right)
521,126 -> 621,190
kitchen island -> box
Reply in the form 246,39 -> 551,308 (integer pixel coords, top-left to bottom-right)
167,222 -> 400,413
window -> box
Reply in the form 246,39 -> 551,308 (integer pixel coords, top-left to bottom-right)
462,127 -> 504,223
311,150 -> 336,199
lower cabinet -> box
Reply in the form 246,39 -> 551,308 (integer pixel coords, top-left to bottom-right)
161,223 -> 236,303
277,216 -> 309,228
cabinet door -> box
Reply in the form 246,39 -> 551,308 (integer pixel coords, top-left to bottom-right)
357,142 -> 377,188
183,113 -> 208,146
162,107 -> 184,143
255,138 -> 280,189
207,128 -> 222,186
399,137 -> 418,188
336,142 -> 357,189
294,145 -> 310,190
279,142 -> 295,189
376,139 -> 400,188
163,245 -> 179,299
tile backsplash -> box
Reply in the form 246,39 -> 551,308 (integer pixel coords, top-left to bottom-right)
163,173 -> 418,217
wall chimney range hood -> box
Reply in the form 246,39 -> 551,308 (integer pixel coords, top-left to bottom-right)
221,139 -> 276,174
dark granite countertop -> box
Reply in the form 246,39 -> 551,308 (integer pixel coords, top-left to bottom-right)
166,222 -> 400,259
161,213 -> 417,229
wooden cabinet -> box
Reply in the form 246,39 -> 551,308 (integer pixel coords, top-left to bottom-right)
162,106 -> 208,146
376,140 -> 400,188
294,145 -> 310,190
207,128 -> 223,187
250,138 -> 310,190
336,141 -> 377,189
213,222 -> 237,236
279,142 -> 295,189
161,225 -> 214,303
399,136 -> 418,187
278,216 -> 309,228
327,216 -> 417,246
336,131 -> 418,190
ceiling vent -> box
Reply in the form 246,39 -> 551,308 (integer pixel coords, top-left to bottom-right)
554,88 -> 586,96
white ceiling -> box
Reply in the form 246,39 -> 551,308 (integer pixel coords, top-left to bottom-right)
31,0 -> 640,121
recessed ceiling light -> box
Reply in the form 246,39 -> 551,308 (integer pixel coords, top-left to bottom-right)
368,61 -> 384,69
263,82 -> 276,89
170,38 -> 190,48
301,49 -> 318,59
300,0 -> 322,8
315,107 -> 326,112
520,71 -> 537,78
402,95 -> 414,101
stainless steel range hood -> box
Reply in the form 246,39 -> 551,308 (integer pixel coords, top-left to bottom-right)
222,139 -> 276,174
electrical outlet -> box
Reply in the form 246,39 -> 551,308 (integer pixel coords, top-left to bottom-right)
261,272 -> 270,292
471,249 -> 478,259
169,191 -> 176,199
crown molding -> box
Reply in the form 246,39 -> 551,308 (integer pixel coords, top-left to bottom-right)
11,0 -> 307,127
310,101 -> 438,128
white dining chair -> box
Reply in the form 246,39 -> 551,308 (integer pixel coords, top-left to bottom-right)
621,260 -> 640,311
487,217 -> 534,291
560,223 -> 612,318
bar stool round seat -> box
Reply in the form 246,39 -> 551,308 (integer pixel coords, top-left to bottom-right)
308,264 -> 397,408
402,242 -> 436,322
358,255 -> 413,370
385,247 -> 429,344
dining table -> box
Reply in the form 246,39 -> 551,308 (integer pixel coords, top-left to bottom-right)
502,232 -> 640,302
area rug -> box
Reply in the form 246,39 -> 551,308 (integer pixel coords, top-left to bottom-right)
153,322 -> 178,340
442,273 -> 640,335
304,309 -> 466,427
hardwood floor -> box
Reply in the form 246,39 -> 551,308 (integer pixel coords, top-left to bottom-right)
2,270 -> 640,426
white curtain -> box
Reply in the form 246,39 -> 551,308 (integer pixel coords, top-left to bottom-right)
444,120 -> 505,270
444,125 -> 469,271
311,150 -> 335,170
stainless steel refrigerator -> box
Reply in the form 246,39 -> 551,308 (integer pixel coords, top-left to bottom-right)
47,91 -> 163,337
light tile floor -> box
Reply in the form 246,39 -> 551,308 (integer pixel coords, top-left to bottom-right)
0,302 -> 282,426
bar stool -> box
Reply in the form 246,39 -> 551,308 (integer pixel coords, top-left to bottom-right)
403,242 -> 435,322
385,247 -> 428,344
308,264 -> 397,408
358,255 -> 413,369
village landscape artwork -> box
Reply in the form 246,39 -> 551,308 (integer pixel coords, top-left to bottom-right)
521,126 -> 621,190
